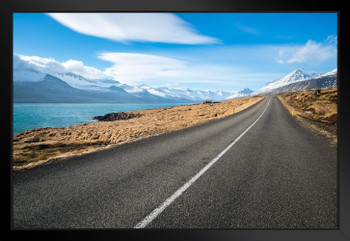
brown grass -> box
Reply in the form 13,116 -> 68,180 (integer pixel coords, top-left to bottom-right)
13,96 -> 263,170
278,87 -> 337,146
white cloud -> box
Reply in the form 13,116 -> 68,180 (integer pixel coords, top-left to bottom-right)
325,35 -> 337,45
14,55 -> 65,72
276,36 -> 337,66
97,52 -> 281,88
60,59 -> 107,79
98,52 -> 187,84
47,13 -> 219,44
286,40 -> 335,64
14,54 -> 109,80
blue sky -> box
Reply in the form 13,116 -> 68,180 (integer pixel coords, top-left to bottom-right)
13,13 -> 337,91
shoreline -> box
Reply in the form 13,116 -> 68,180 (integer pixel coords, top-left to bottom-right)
13,102 -> 196,135
13,96 -> 263,170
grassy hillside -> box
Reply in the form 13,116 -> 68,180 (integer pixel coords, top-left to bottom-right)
278,87 -> 337,146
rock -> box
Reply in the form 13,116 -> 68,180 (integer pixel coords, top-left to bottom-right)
93,112 -> 141,122
314,89 -> 321,96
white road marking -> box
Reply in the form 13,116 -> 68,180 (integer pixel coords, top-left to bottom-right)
134,97 -> 272,228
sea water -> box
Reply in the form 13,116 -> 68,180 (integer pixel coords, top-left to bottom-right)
13,103 -> 193,135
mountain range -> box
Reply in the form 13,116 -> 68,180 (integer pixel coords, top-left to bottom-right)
251,68 -> 337,96
13,65 -> 337,103
13,68 -> 253,103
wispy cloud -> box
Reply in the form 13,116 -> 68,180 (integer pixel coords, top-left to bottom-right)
97,52 -> 281,88
98,52 -> 187,84
47,13 -> 219,45
277,36 -> 337,66
234,23 -> 260,35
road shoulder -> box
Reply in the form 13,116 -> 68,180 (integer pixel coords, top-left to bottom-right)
277,91 -> 337,147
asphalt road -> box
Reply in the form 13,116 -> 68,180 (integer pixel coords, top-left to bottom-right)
12,96 -> 338,229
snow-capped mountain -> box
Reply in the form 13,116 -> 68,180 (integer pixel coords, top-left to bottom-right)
225,88 -> 254,100
13,69 -> 47,82
319,68 -> 337,78
14,68 -> 120,91
13,66 -> 252,103
252,68 -> 336,96
121,84 -> 238,102
252,69 -> 321,96
52,72 -> 119,91
156,88 -> 237,101
13,54 -> 255,103
13,74 -> 147,103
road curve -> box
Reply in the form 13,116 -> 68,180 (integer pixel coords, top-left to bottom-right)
12,96 -> 337,229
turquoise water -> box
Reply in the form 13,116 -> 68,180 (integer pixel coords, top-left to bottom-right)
13,103 -> 193,135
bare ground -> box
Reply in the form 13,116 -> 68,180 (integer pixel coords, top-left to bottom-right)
278,87 -> 337,146
13,96 -> 263,170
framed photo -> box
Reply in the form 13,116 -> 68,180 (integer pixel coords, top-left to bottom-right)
4,0 -> 350,240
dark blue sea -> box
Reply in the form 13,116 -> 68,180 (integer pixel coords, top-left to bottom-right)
13,103 -> 194,135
